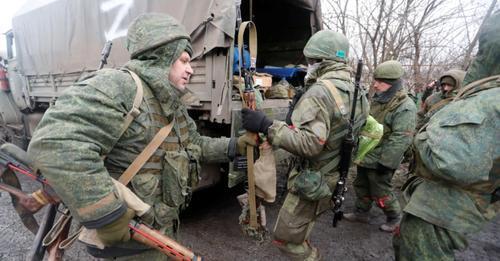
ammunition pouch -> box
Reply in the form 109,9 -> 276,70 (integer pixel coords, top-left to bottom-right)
162,144 -> 201,210
289,168 -> 331,201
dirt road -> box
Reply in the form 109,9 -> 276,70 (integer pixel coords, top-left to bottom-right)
1,171 -> 499,260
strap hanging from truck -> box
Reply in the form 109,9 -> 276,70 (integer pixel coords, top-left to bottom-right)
237,21 -> 260,230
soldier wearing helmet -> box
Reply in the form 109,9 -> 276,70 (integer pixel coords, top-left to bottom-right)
417,69 -> 466,129
28,13 -> 253,259
344,60 -> 417,233
241,30 -> 369,260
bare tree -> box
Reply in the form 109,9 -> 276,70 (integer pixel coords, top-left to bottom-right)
321,0 -> 495,94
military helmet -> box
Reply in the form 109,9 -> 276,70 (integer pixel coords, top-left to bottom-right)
126,13 -> 191,59
303,30 -> 349,62
374,60 -> 404,80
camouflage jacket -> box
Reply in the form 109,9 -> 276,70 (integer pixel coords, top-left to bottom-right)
358,89 -> 417,169
403,77 -> 500,234
268,62 -> 369,174
27,67 -> 231,228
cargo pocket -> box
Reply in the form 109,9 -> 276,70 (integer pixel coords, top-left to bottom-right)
289,169 -> 332,201
153,201 -> 179,234
162,150 -> 191,209
274,207 -> 313,244
131,173 -> 160,206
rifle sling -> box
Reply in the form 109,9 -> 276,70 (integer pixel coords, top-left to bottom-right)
118,122 -> 174,185
236,21 -> 258,108
320,80 -> 349,119
118,69 -> 174,186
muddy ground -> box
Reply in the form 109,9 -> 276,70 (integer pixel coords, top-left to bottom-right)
1,163 -> 499,261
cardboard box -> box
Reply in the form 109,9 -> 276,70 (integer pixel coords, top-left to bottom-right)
253,73 -> 273,89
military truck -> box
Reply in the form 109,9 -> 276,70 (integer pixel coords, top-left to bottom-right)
0,0 -> 322,188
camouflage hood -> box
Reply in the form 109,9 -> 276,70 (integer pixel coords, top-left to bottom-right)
124,13 -> 193,104
463,10 -> 500,85
439,69 -> 466,98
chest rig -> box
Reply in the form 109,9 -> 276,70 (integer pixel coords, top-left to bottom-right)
370,90 -> 408,139
305,79 -> 367,174
105,70 -> 199,212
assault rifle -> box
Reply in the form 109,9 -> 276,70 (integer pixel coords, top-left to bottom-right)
98,41 -> 113,70
332,59 -> 363,227
0,145 -> 202,261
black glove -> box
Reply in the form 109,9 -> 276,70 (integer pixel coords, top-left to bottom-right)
241,108 -> 273,134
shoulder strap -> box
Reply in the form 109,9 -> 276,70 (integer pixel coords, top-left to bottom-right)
426,97 -> 452,115
121,69 -> 144,137
320,80 -> 348,118
118,121 -> 174,185
117,69 -> 174,186
454,75 -> 500,101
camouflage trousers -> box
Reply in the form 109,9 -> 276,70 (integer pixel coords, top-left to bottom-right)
272,174 -> 336,260
353,166 -> 401,217
393,213 -> 467,261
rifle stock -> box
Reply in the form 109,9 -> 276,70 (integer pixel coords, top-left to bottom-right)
0,183 -> 44,213
0,151 -> 202,260
129,220 -> 202,261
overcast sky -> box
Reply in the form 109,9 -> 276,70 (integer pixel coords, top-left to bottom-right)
0,0 -> 26,57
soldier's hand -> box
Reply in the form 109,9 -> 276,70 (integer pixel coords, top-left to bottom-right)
237,132 -> 258,156
241,108 -> 273,134
96,208 -> 135,246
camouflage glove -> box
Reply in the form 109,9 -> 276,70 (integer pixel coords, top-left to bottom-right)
237,132 -> 258,156
241,108 -> 273,134
96,208 -> 135,246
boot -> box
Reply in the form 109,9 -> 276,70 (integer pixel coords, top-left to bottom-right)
273,240 -> 322,261
379,215 -> 401,232
343,209 -> 370,223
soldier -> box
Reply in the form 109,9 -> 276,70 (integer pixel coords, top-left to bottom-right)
393,10 -> 500,261
417,69 -> 466,129
27,14 -> 253,259
344,60 -> 417,233
241,30 -> 369,260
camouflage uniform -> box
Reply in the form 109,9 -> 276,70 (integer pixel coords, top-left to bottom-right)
28,14 -> 234,259
348,60 -> 417,230
269,30 -> 369,260
394,10 -> 500,261
417,69 -> 466,129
